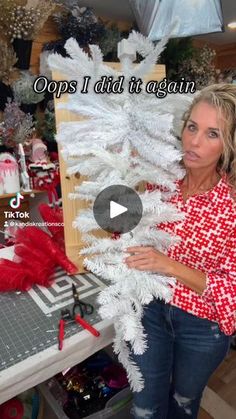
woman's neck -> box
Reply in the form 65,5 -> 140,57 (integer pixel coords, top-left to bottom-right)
184,169 -> 221,190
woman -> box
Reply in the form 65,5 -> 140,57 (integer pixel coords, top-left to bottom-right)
124,83 -> 236,419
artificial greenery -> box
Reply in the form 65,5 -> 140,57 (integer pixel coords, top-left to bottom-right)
179,45 -> 216,89
0,42 -> 18,84
42,39 -> 70,58
54,0 -> 78,7
36,101 -> 56,143
53,6 -> 105,47
0,99 -> 34,147
0,0 -> 56,42
99,24 -> 121,59
159,37 -> 216,88
159,37 -> 195,80
12,71 -> 45,104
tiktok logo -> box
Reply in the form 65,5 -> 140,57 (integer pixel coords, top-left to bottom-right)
9,192 -> 24,209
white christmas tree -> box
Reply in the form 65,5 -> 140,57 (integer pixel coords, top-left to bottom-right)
49,32 -> 193,391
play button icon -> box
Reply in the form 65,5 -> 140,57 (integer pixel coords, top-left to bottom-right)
110,201 -> 127,218
93,185 -> 143,234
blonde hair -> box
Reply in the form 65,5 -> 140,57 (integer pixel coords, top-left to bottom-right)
182,83 -> 236,190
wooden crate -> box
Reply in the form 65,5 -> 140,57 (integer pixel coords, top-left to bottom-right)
53,64 -> 166,273
198,408 -> 213,419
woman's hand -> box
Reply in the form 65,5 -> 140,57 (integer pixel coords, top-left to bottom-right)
123,246 -> 207,294
124,246 -> 173,275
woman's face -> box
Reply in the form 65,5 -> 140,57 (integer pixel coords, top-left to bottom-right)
182,101 -> 224,171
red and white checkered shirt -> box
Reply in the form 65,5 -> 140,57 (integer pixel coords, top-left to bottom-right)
149,174 -> 236,335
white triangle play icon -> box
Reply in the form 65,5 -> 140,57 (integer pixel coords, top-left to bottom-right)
110,200 -> 127,219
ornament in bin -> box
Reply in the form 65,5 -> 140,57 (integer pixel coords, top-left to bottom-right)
59,354 -> 129,418
0,153 -> 20,194
62,368 -> 100,418
103,363 -> 128,389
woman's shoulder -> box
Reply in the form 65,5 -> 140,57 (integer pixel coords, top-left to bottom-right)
220,173 -> 236,204
146,175 -> 236,213
209,175 -> 236,231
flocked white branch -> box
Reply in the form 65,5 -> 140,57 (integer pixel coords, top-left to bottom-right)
49,31 -> 194,391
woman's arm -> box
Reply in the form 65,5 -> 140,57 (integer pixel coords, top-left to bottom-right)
125,227 -> 236,334
124,247 -> 206,294
169,259 -> 207,294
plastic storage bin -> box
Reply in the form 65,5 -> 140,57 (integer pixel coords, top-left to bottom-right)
38,382 -> 133,419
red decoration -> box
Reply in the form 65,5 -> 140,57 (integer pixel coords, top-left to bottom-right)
32,170 -> 60,204
27,162 -> 60,205
38,203 -> 64,249
0,259 -> 32,291
16,227 -> 77,274
0,226 -> 77,292
111,232 -> 121,240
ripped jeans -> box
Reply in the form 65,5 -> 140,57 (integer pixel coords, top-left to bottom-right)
131,299 -> 230,419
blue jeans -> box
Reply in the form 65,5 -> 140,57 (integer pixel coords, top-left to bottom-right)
131,299 -> 230,419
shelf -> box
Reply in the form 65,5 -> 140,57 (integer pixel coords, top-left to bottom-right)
0,190 -> 46,199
